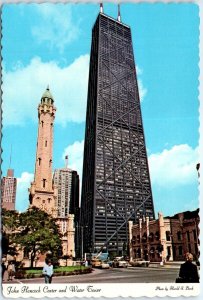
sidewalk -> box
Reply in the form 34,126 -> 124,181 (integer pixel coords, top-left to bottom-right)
149,261 -> 184,269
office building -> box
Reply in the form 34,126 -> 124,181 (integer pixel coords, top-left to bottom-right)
81,10 -> 155,255
1,169 -> 17,211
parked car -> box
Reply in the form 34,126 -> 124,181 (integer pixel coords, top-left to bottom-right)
91,259 -> 102,268
129,258 -> 150,267
101,261 -> 110,269
113,257 -> 128,268
108,261 -> 113,268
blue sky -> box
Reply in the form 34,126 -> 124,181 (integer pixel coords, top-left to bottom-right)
2,3 -> 200,217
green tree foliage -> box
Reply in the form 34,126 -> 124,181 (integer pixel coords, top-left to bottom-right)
2,208 -> 19,256
2,207 -> 62,268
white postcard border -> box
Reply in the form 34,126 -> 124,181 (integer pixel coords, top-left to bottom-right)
2,283 -> 201,298
1,0 -> 202,299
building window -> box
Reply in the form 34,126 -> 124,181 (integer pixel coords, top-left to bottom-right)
166,231 -> 171,241
43,200 -> 45,203
178,246 -> 183,256
45,141 -> 47,147
38,158 -> 41,166
23,248 -> 29,258
155,231 -> 160,241
43,179 -> 46,188
49,159 -> 52,167
149,233 -> 154,242
186,231 -> 190,242
193,229 -> 197,241
177,231 -> 182,241
167,246 -> 171,259
41,121 -> 44,127
48,198 -> 51,204
137,248 -> 141,258
142,233 -> 147,243
150,247 -> 155,258
195,243 -> 198,255
188,244 -> 191,253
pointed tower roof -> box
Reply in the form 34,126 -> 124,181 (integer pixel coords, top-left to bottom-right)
42,85 -> 54,100
41,85 -> 54,105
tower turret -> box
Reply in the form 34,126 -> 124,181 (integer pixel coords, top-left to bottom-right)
29,86 -> 57,216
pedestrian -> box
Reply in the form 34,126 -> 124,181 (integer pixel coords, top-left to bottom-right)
1,260 -> 7,281
42,259 -> 53,284
7,261 -> 15,281
176,252 -> 199,283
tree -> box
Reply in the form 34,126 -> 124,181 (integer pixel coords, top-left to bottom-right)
2,208 -> 19,256
13,207 -> 62,268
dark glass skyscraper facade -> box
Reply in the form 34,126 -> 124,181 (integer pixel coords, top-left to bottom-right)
81,13 -> 155,255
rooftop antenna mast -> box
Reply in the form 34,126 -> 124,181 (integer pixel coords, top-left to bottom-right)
100,3 -> 103,13
65,155 -> 68,169
117,3 -> 121,22
9,144 -> 12,169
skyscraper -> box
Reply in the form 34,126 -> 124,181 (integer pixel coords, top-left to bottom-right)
1,169 -> 17,211
54,168 -> 72,218
53,156 -> 79,218
53,158 -> 80,258
81,11 -> 155,255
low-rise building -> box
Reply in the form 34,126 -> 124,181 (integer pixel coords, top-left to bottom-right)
129,209 -> 199,263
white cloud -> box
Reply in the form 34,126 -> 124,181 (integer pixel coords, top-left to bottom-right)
148,144 -> 199,188
136,66 -> 147,101
137,79 -> 147,101
2,55 -> 89,126
32,4 -> 79,53
3,53 -> 147,127
16,172 -> 34,212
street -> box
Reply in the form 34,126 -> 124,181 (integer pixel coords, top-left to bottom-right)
4,267 -> 179,284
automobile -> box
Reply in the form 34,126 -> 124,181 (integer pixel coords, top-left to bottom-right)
108,261 -> 113,268
129,258 -> 150,267
101,261 -> 110,269
113,257 -> 128,268
91,258 -> 102,268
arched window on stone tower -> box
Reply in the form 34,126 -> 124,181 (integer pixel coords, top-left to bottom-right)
38,158 -> 41,166
42,179 -> 46,188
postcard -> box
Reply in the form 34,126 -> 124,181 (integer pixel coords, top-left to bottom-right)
1,0 -> 201,298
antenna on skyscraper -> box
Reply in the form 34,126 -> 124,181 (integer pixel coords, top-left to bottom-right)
65,155 -> 68,168
100,3 -> 103,13
117,4 -> 121,22
9,144 -> 12,169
